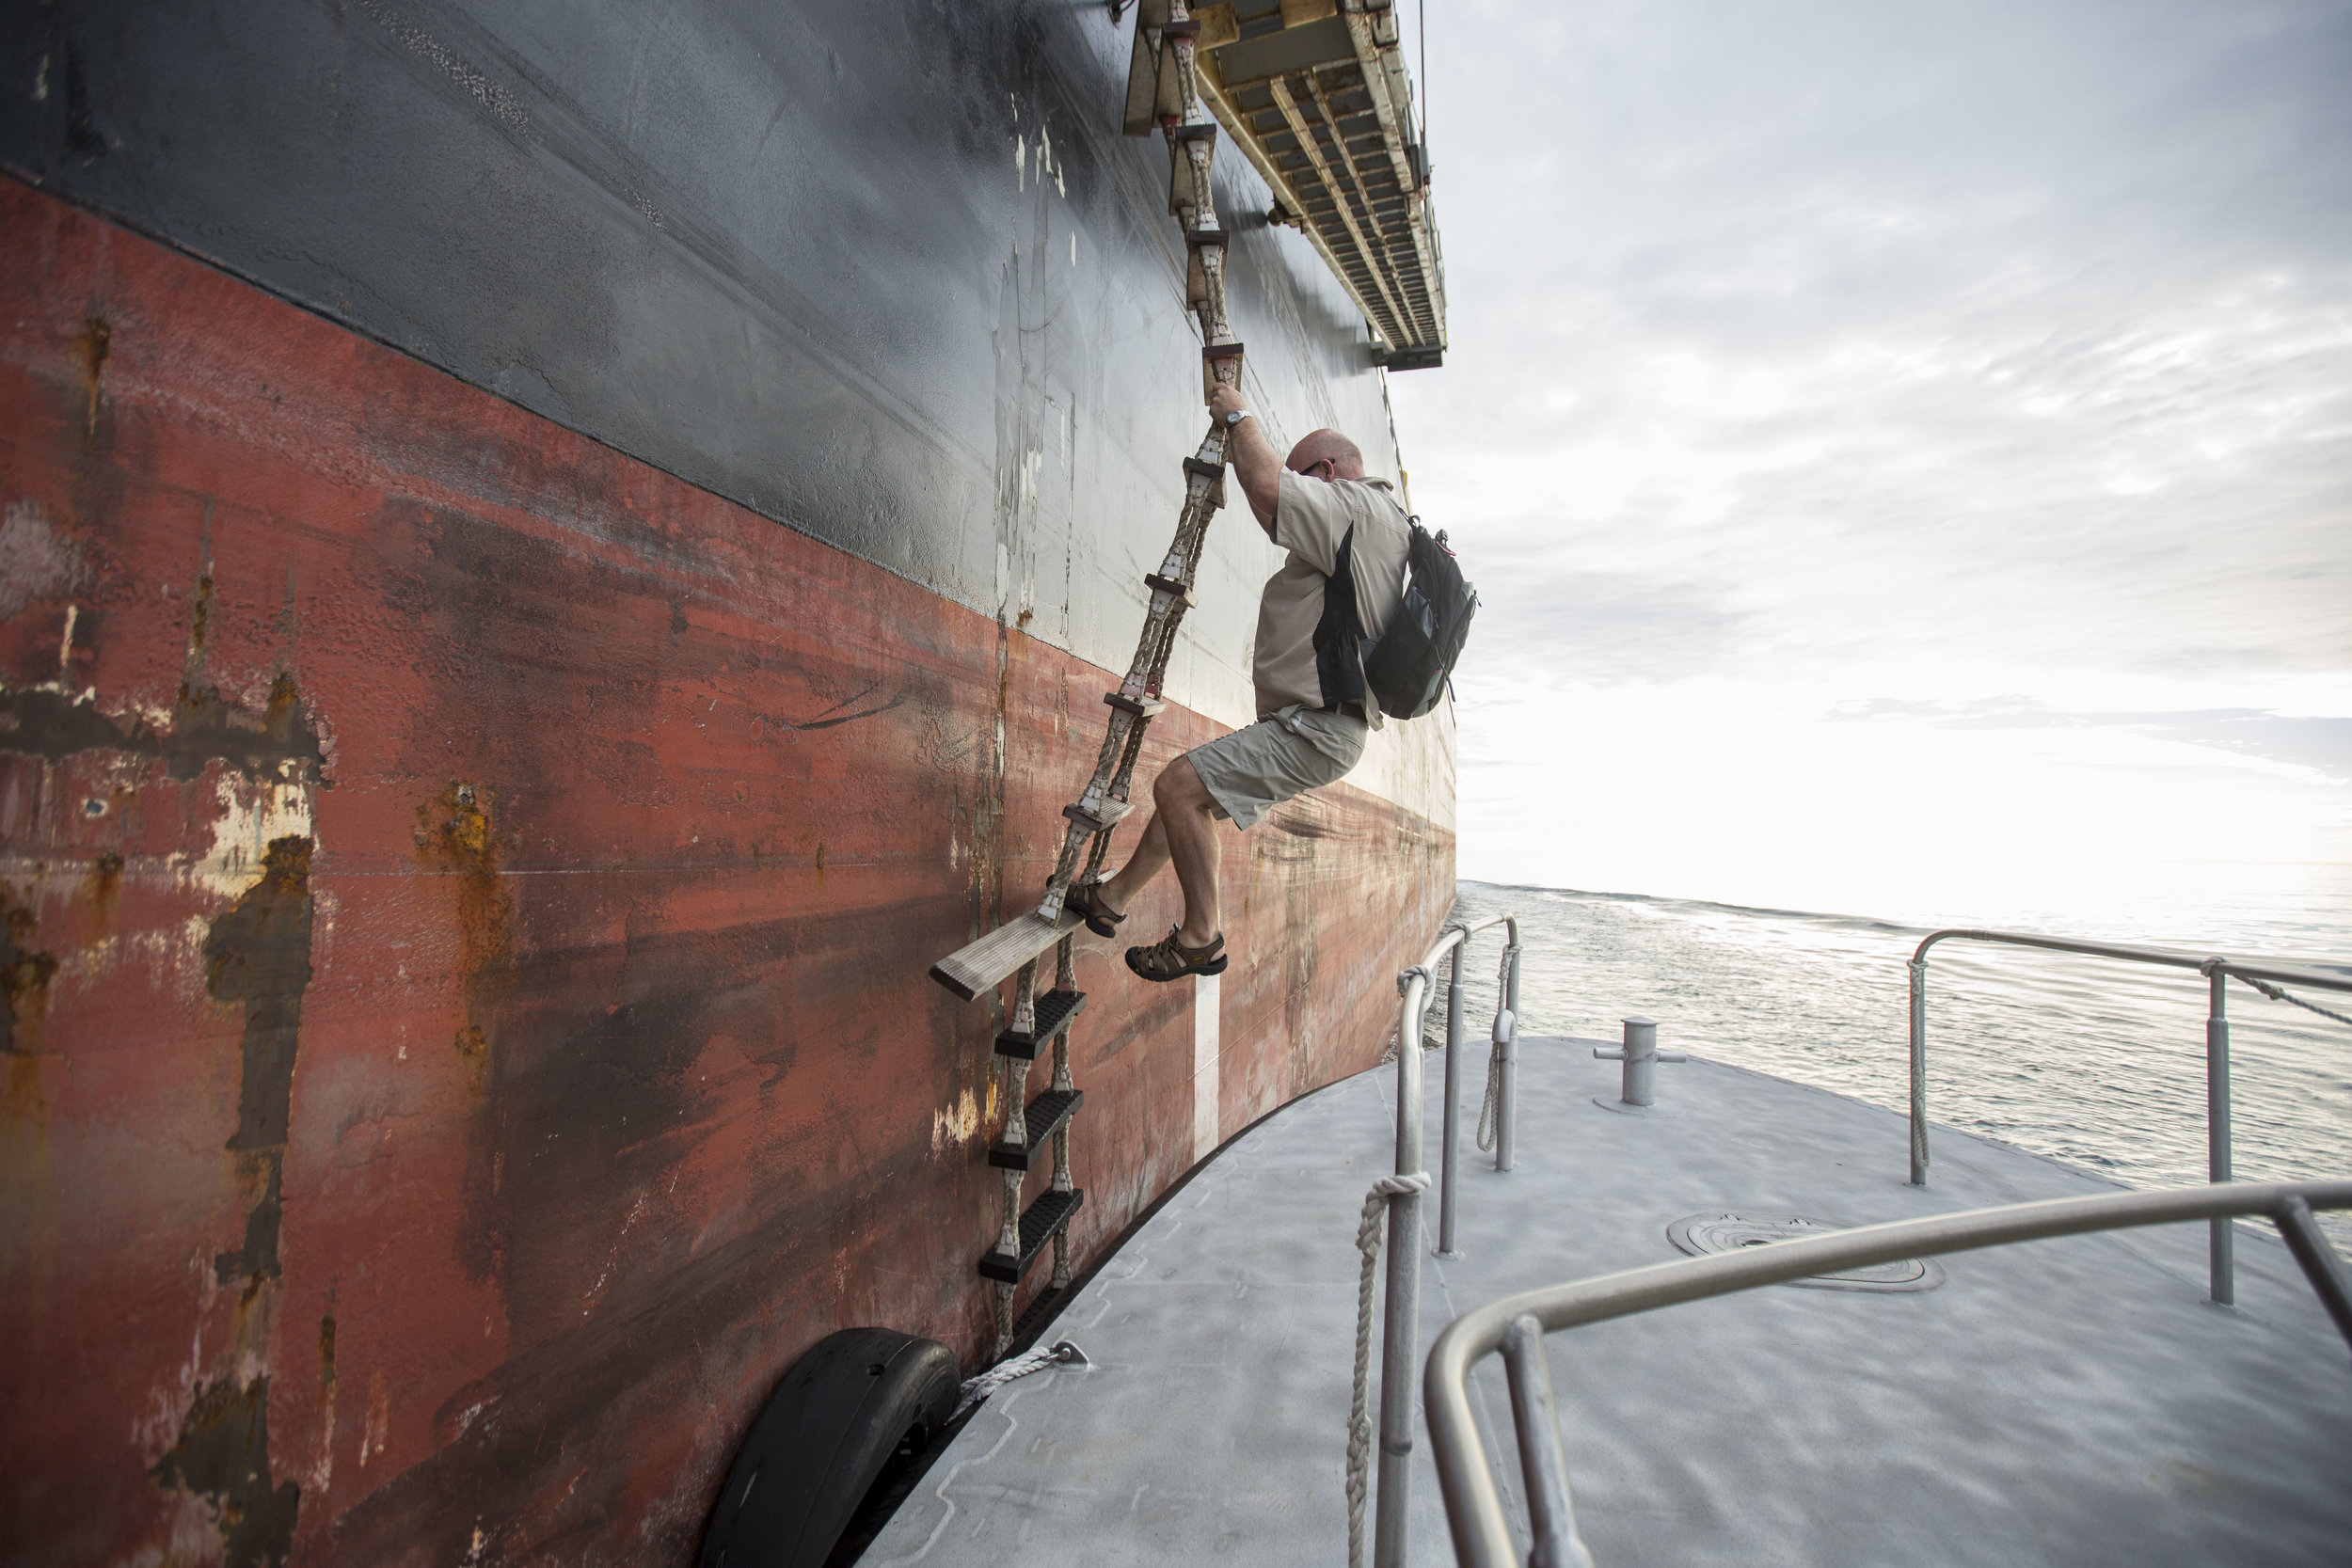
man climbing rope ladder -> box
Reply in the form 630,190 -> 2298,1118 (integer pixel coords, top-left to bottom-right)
1069,383 -> 1414,981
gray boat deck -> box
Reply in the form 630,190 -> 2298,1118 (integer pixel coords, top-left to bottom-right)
867,1037 -> 2352,1566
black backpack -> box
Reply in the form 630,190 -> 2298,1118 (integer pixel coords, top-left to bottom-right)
1314,518 -> 1477,721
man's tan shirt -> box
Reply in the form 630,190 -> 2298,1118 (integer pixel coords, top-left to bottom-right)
1250,468 -> 1412,726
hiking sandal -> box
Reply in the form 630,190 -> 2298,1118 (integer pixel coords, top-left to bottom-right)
1068,878 -> 1125,939
1125,927 -> 1229,982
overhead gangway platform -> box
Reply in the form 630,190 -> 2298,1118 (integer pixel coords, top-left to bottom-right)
1126,1 -> 1449,372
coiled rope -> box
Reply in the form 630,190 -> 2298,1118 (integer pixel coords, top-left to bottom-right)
1346,1170 -> 1430,1568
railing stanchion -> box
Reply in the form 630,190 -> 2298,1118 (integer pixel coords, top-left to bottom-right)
1362,912 -> 1518,1566
1501,1313 -> 1592,1568
1908,957 -> 1929,1186
2206,961 -> 2234,1306
1375,967 -> 1429,1568
1499,933 -> 1520,1172
1438,933 -> 1466,1258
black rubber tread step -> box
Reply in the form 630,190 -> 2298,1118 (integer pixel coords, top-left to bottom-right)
1181,454 -> 1227,481
994,989 -> 1086,1061
977,1187 -> 1085,1283
1104,690 -> 1168,718
1200,340 -> 1246,360
988,1089 -> 1085,1171
1143,572 -> 1197,606
1182,227 -> 1231,248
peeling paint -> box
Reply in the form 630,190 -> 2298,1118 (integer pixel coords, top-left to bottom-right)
150,1376 -> 300,1568
313,1308 -> 337,1491
202,835 -> 312,1291
931,1087 -> 979,1153
0,653 -> 321,776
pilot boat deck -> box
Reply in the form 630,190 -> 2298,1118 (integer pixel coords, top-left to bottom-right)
866,1037 -> 2351,1566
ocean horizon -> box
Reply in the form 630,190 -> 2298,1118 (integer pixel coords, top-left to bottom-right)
1444,878 -> 2352,1239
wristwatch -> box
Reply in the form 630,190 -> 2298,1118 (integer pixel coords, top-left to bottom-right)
1222,408 -> 1250,427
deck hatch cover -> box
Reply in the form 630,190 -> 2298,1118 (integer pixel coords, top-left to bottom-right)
1667,1213 -> 1948,1293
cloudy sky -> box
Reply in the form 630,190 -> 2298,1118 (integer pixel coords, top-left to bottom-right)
1390,0 -> 2352,935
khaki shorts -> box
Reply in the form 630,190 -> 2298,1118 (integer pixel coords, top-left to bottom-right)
1185,704 -> 1369,831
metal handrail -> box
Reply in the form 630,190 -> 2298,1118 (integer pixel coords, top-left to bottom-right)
1372,911 -> 1520,1568
1427,1179 -> 2352,1568
1909,928 -> 2352,1304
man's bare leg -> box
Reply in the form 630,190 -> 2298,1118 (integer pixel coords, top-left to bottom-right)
1094,756 -> 1221,946
1095,812 -> 1168,913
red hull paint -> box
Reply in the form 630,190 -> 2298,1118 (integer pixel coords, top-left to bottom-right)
0,181 -> 1454,1565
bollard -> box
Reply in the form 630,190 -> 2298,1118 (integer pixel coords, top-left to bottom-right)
1593,1016 -> 1686,1107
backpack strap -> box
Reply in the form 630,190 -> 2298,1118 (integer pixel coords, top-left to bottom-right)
1311,523 -> 1370,714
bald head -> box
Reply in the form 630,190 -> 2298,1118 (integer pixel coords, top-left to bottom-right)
1285,428 -> 1365,482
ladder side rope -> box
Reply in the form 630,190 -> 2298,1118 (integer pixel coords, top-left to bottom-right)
977,0 -> 1246,1360
1037,0 -> 1238,923
1346,1169 -> 1431,1568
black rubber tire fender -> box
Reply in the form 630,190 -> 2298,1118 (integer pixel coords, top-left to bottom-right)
699,1327 -> 961,1568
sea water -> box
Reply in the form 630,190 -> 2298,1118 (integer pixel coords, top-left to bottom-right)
1444,879 -> 2352,1240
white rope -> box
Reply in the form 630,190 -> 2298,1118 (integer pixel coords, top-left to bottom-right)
954,1338 -> 1087,1418
1346,1170 -> 1430,1568
1475,1036 -> 1505,1153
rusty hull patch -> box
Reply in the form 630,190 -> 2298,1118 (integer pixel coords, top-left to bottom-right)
151,1376 -> 302,1568
151,836 -> 315,1562
203,834 -> 313,1289
0,180 -> 1458,1565
0,671 -> 326,785
417,780 -> 515,1091
2,893 -> 59,1056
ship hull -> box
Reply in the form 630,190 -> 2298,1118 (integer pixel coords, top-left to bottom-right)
0,53 -> 1453,1568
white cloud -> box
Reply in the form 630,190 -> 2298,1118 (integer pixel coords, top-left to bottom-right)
1391,0 -> 2352,921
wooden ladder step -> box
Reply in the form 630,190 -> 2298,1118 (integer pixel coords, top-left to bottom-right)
977,1188 -> 1085,1283
1062,797 -> 1136,834
989,1089 -> 1085,1170
930,909 -> 1084,1002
